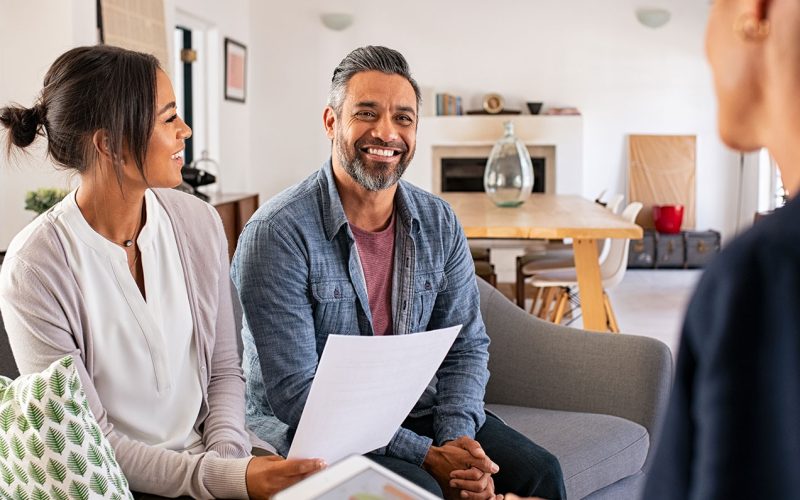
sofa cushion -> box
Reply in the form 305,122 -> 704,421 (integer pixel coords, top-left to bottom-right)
0,356 -> 133,499
487,404 -> 648,500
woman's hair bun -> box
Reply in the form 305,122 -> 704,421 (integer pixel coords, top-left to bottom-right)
0,104 -> 45,148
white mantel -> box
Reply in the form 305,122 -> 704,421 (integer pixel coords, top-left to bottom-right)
406,115 -> 584,196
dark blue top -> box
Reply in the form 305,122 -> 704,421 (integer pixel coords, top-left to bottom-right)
643,195 -> 800,499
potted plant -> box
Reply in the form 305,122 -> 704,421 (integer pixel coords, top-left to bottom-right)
24,188 -> 69,215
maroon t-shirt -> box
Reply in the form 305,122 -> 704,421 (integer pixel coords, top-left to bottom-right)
350,213 -> 396,336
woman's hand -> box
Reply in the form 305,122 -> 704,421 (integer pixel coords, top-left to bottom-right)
245,455 -> 326,499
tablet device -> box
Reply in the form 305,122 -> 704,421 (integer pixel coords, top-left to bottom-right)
274,455 -> 440,500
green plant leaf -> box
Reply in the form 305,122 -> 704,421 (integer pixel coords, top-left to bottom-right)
46,459 -> 67,483
30,487 -> 49,500
86,444 -> 104,468
45,399 -> 64,425
12,462 -> 29,484
58,357 -> 73,369
88,473 -> 108,496
16,413 -> 30,432
64,400 -> 82,417
11,434 -> 26,460
24,188 -> 69,215
0,383 -> 10,403
45,427 -> 66,455
31,377 -> 46,402
68,481 -> 89,500
86,423 -> 102,446
1,462 -> 14,485
26,434 -> 45,459
0,434 -> 9,459
103,443 -> 115,462
0,406 -> 16,432
26,403 -> 45,431
66,451 -> 87,476
111,473 -> 124,492
49,370 -> 66,399
49,485 -> 68,500
68,375 -> 80,396
12,485 -> 29,500
28,462 -> 47,486
65,421 -> 84,446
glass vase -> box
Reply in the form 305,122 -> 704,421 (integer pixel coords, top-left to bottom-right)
483,121 -> 534,207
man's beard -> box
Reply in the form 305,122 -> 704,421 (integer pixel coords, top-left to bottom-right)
335,133 -> 414,191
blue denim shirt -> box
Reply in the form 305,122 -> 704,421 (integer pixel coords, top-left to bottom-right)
231,160 -> 489,465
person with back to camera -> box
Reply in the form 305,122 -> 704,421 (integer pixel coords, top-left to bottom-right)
0,45 -> 324,499
642,0 -> 800,497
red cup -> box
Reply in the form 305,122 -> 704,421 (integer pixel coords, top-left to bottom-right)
653,205 -> 684,234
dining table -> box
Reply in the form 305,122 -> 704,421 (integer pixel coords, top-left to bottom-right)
441,193 -> 643,332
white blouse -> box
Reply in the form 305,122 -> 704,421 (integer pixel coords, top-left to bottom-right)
52,189 -> 203,451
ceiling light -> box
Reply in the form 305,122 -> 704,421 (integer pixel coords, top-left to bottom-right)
636,8 -> 671,29
320,13 -> 354,31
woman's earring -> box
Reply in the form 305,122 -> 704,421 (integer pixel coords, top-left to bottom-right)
734,14 -> 770,41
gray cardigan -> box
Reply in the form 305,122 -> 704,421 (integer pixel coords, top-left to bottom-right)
0,189 -> 253,499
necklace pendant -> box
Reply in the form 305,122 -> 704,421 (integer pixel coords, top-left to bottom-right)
123,240 -> 134,247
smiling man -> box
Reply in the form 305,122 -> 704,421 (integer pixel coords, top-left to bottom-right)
231,46 -> 565,499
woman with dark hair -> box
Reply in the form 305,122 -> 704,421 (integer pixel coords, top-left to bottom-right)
0,45 -> 323,499
643,0 -> 800,498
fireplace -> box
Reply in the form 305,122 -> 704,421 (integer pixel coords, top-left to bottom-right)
441,156 -> 546,193
431,144 -> 556,194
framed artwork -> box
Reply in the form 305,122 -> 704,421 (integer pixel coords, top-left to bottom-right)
224,37 -> 247,102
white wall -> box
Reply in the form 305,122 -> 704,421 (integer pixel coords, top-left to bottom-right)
0,0 -> 251,250
166,0 -> 251,195
248,0 -> 744,241
0,0 -> 95,248
0,0 -> 754,249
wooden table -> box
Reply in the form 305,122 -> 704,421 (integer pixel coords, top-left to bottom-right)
441,193 -> 643,332
209,193 -> 260,261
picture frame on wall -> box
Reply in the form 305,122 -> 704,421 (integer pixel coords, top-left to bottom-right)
224,37 -> 247,103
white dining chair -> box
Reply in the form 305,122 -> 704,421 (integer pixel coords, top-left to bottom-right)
529,201 -> 643,332
515,193 -> 626,308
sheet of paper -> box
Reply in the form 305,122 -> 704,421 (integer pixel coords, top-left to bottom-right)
288,325 -> 462,463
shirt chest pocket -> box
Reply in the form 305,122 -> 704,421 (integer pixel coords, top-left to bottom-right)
413,271 -> 447,331
311,280 -> 358,342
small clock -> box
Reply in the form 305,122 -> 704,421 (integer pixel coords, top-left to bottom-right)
482,93 -> 505,114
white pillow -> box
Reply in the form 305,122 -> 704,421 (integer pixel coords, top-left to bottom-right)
0,356 -> 133,500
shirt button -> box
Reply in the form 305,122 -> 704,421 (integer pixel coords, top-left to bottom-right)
334,288 -> 341,299
425,281 -> 432,291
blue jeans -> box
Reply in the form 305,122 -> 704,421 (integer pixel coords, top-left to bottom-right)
369,413 -> 566,499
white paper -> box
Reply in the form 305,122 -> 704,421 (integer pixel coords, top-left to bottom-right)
288,325 -> 462,463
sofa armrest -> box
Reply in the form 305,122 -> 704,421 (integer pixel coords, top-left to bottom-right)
478,279 -> 673,442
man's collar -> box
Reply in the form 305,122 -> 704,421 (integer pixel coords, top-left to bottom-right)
318,158 -> 420,241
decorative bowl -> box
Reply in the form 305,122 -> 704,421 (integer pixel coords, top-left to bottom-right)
526,102 -> 543,115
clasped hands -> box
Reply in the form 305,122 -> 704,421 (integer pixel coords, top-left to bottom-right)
424,436 -> 502,500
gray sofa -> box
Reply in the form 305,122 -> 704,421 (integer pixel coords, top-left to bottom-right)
479,279 -> 672,499
0,280 -> 671,499
0,313 -> 18,379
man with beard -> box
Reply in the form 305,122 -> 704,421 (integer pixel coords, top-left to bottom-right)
231,46 -> 565,500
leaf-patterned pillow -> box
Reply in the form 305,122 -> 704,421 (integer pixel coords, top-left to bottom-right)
0,356 -> 132,500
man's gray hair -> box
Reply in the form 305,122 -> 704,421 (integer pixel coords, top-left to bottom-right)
328,46 -> 421,116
